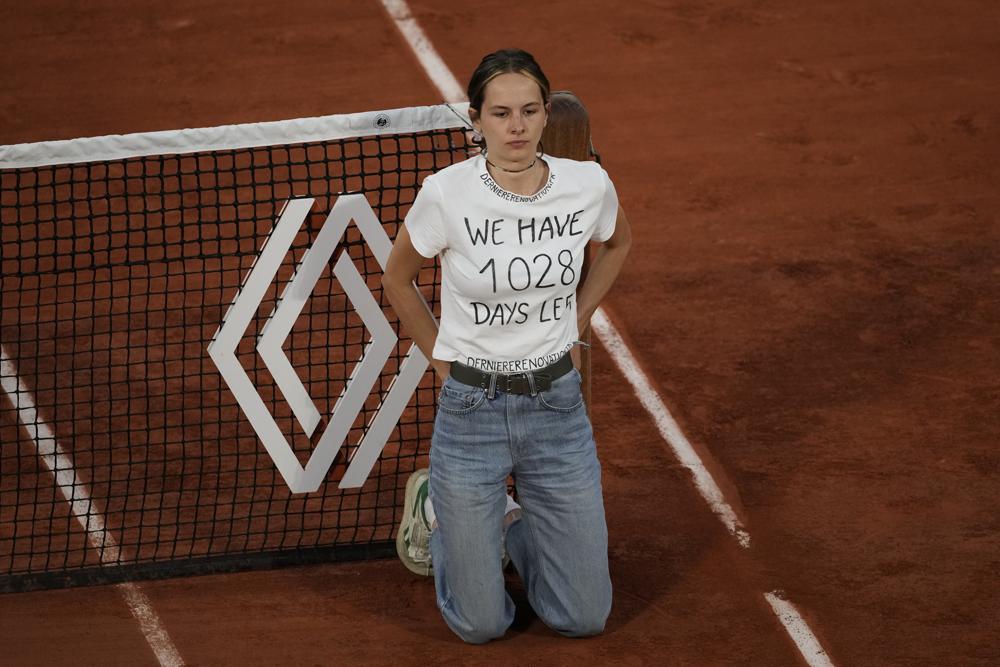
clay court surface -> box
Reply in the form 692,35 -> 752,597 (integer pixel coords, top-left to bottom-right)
2,0 -> 999,664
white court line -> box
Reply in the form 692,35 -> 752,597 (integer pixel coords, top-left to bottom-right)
1,345 -> 184,667
379,0 -> 466,103
590,310 -> 752,547
592,311 -> 833,666
765,592 -> 835,667
379,5 -> 835,664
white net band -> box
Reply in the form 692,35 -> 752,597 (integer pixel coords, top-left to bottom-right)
0,102 -> 472,169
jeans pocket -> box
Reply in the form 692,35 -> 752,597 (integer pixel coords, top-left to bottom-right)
437,377 -> 487,416
537,368 -> 585,413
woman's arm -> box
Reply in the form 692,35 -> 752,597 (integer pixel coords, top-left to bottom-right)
575,205 -> 633,332
381,225 -> 451,380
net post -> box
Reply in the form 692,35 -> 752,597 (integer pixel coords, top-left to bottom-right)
541,91 -> 596,414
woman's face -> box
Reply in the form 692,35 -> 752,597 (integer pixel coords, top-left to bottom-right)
473,72 -> 548,166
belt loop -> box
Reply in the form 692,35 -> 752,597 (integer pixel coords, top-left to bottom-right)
525,370 -> 538,397
487,372 -> 498,400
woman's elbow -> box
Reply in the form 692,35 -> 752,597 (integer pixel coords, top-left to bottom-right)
380,268 -> 417,305
380,270 -> 401,301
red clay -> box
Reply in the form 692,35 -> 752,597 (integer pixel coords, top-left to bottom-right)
2,0 -> 999,665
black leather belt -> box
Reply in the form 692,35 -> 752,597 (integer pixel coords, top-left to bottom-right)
449,353 -> 574,395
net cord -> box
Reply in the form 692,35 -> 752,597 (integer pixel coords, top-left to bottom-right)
0,102 -> 472,169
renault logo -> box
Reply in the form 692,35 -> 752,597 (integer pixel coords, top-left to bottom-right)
208,195 -> 432,493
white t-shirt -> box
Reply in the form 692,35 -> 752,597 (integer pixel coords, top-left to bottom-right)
404,153 -> 618,373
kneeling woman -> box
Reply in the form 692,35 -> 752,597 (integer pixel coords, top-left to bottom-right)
382,48 -> 631,644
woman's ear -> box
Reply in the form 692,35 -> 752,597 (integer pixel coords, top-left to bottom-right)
469,107 -> 481,131
544,101 -> 552,126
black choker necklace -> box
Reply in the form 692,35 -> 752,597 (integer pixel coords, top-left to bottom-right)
485,156 -> 537,174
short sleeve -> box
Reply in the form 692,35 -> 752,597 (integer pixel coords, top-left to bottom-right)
593,167 -> 619,242
403,176 -> 448,258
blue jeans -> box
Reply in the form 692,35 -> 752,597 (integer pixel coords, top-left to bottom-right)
428,364 -> 612,644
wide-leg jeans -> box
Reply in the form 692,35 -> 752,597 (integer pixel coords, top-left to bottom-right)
428,365 -> 612,644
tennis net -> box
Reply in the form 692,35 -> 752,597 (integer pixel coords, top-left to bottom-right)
0,103 -> 473,592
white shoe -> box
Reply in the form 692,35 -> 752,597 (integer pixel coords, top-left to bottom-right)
396,469 -> 433,576
397,469 -> 518,576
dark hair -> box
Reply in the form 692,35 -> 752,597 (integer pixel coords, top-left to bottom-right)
467,48 -> 551,115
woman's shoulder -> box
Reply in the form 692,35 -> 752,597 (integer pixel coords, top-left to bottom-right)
545,155 -> 609,185
545,154 -> 611,192
427,154 -> 482,184
413,157 -> 480,203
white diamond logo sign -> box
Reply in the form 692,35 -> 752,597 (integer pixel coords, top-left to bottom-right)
207,195 -> 433,493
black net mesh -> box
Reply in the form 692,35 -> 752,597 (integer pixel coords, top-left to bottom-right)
0,124 -> 472,590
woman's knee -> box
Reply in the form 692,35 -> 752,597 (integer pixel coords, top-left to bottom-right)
563,609 -> 610,637
440,594 -> 512,644
444,609 -> 510,644
548,595 -> 612,638
454,621 -> 508,645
